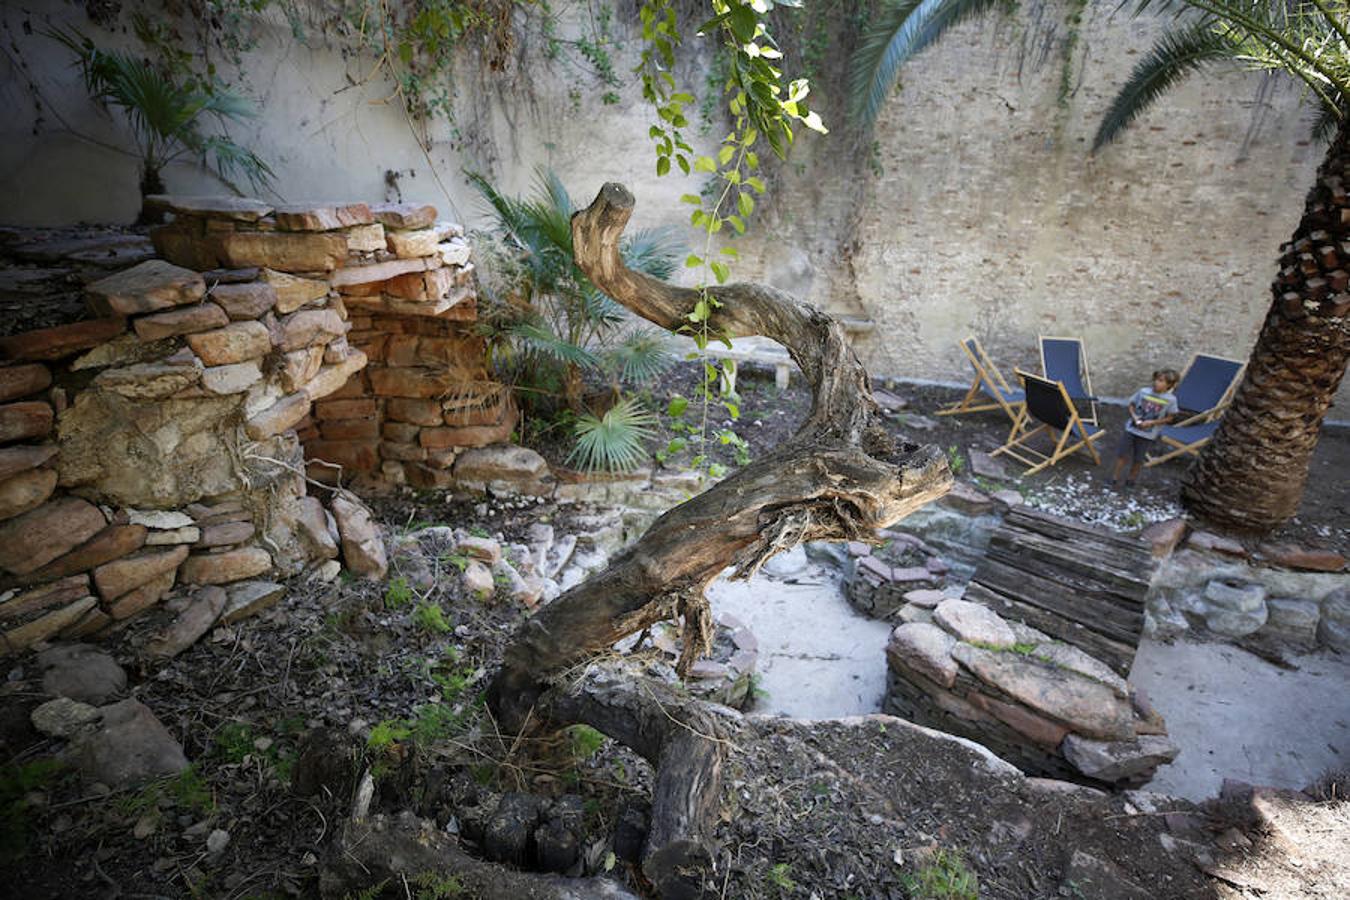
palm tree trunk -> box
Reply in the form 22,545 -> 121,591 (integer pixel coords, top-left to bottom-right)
1181,118 -> 1350,532
138,163 -> 166,226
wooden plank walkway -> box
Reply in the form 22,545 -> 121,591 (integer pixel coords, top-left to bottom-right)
966,506 -> 1155,676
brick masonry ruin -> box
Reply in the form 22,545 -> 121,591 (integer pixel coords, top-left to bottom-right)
0,194 -> 501,655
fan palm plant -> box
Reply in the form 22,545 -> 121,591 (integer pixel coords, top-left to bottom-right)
469,167 -> 683,470
849,0 -> 1350,532
50,27 -> 274,224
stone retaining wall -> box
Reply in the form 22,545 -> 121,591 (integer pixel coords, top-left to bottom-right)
884,598 -> 1179,790
0,195 -> 514,653
1140,520 -> 1349,652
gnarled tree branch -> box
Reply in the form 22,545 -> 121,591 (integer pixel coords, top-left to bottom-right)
485,183 -> 952,894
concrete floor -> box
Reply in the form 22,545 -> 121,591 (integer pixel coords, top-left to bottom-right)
706,548 -> 893,720
707,548 -> 1350,804
1130,639 -> 1350,801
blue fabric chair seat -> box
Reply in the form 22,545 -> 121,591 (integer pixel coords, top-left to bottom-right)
1159,421 -> 1220,444
980,383 -> 1025,404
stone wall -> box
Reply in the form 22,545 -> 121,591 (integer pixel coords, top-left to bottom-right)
1140,520 -> 1348,651
140,196 -> 508,490
884,598 -> 1179,789
0,195 -> 510,654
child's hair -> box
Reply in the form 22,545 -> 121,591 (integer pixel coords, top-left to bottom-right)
1152,368 -> 1180,389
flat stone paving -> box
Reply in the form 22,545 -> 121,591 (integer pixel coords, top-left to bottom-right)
707,548 -> 893,719
1131,638 -> 1350,800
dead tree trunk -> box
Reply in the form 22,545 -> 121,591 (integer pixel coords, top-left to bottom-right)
485,184 -> 952,896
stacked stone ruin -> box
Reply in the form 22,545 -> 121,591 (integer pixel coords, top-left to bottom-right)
884,599 -> 1179,790
0,194 -> 500,655
145,195 -> 509,490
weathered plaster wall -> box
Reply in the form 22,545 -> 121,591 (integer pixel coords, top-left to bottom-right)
2,1 -> 1342,405
827,7 -> 1325,400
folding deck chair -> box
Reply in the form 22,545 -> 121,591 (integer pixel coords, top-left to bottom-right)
992,371 -> 1105,475
937,337 -> 1026,428
1040,335 -> 1099,426
1145,353 -> 1246,467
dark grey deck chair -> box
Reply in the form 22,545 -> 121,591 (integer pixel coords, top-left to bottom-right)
1040,335 -> 1099,426
1145,353 -> 1245,467
993,370 -> 1105,475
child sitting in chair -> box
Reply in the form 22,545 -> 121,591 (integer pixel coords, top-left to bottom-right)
1111,368 -> 1180,489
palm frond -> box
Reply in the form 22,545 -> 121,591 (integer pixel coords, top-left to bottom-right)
1311,95 -> 1343,141
199,88 -> 258,121
534,165 -> 574,219
568,398 -> 657,472
1093,21 -> 1231,150
200,135 -> 276,191
605,329 -> 677,385
622,226 -> 685,280
848,0 -> 1013,129
573,287 -> 624,327
507,320 -> 601,371
465,169 -> 537,245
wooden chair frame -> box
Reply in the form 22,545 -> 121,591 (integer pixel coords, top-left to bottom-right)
1039,334 -> 1099,426
937,337 -> 1026,430
993,370 -> 1105,475
1144,352 -> 1246,467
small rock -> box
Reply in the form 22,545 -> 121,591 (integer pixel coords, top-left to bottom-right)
463,561 -> 494,598
206,829 -> 230,854
133,814 -> 159,839
311,560 -> 341,583
1187,530 -> 1246,557
73,699 -> 189,788
872,389 -> 908,412
940,481 -> 995,516
1061,734 -> 1180,785
1319,588 -> 1350,651
143,587 -> 228,659
330,495 -> 388,580
1140,518 -> 1188,557
37,643 -> 127,705
31,696 -> 100,738
221,581 -> 285,625
457,536 -> 502,564
1259,543 -> 1346,572
886,623 -> 957,687
991,489 -> 1023,508
933,598 -> 1015,648
968,450 -> 1008,480
1260,598 -> 1320,647
1202,580 -> 1267,637
901,413 -> 938,431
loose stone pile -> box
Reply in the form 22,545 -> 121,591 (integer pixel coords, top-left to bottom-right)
884,597 -> 1179,789
141,195 -> 508,491
843,533 -> 949,619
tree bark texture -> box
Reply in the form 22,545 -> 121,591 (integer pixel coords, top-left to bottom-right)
1183,119 -> 1350,531
485,183 -> 951,895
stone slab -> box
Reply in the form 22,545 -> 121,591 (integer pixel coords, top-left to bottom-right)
951,643 -> 1134,739
0,318 -> 126,362
86,260 -> 205,316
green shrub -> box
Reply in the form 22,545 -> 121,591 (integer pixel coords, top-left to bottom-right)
903,849 -> 979,899
413,602 -> 452,634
